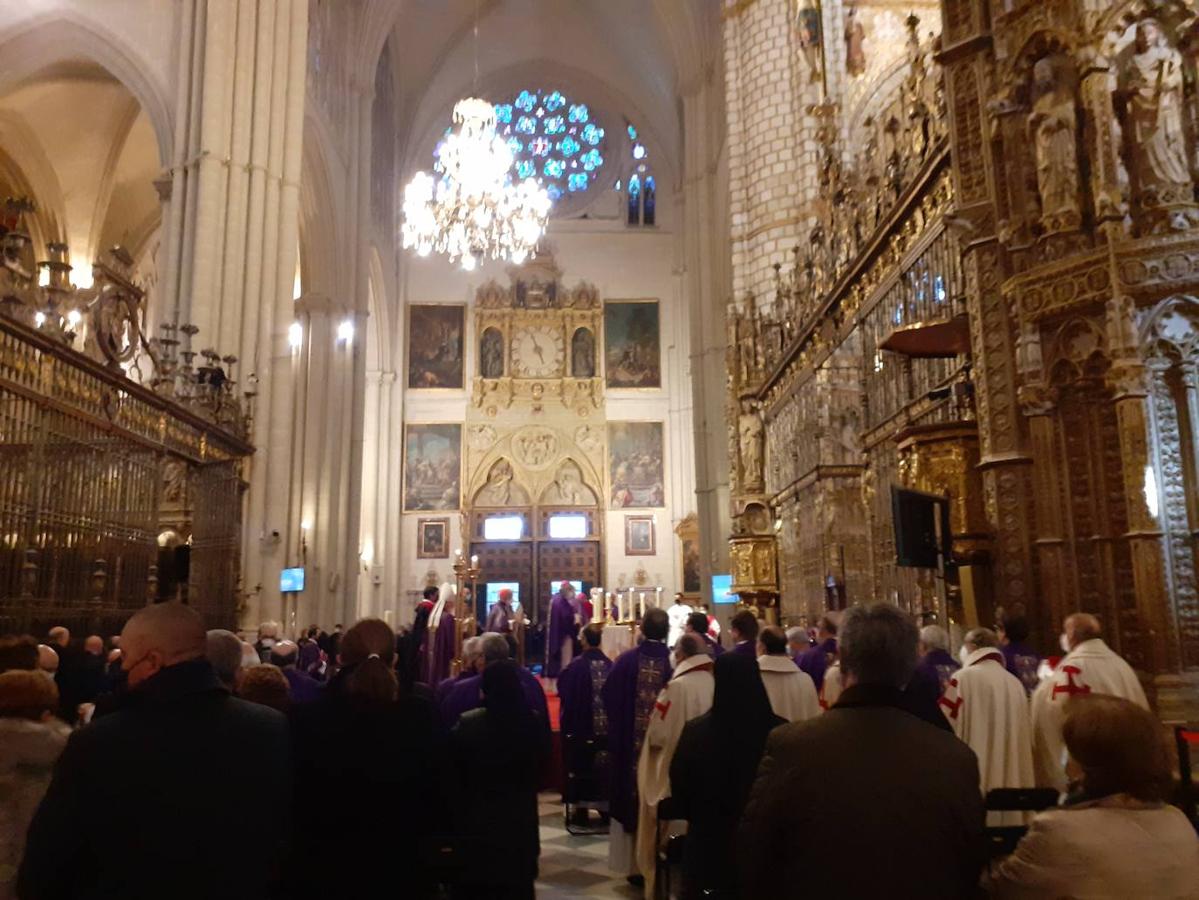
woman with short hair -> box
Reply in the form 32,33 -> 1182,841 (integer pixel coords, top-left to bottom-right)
985,693 -> 1199,897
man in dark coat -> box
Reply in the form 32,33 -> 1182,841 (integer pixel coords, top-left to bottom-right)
270,640 -> 322,704
601,607 -> 671,878
19,602 -> 291,899
684,611 -> 723,657
439,633 -> 549,735
545,580 -> 580,682
739,603 -> 984,899
727,609 -> 759,658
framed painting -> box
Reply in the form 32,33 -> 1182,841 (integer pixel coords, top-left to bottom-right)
416,518 -> 449,558
608,421 -> 665,508
403,423 -> 462,511
604,300 -> 661,388
625,515 -> 656,556
408,304 -> 465,389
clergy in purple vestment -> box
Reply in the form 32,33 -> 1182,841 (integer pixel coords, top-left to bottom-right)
685,612 -> 724,657
795,615 -> 839,690
908,624 -> 961,712
600,608 -> 672,850
558,624 -> 613,779
546,581 -> 580,679
425,583 -> 457,686
729,609 -> 760,659
435,636 -> 483,706
997,613 -> 1042,694
440,633 -> 550,736
485,588 -> 515,634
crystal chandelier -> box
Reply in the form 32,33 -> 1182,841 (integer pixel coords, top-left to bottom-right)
402,97 -> 551,270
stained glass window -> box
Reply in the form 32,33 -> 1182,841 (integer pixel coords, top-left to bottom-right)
619,118 -> 654,227
494,89 -> 606,201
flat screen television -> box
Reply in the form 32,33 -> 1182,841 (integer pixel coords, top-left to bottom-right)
891,486 -> 951,568
485,582 -> 521,613
280,567 -> 305,593
711,573 -> 739,605
550,580 -> 584,595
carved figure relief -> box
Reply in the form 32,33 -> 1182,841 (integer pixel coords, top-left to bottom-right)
480,327 -> 504,378
512,426 -> 559,469
475,458 -> 529,507
543,460 -> 593,506
575,425 -> 603,456
571,327 -> 596,378
467,424 -> 497,452
845,6 -> 867,77
1028,56 -> 1081,232
1119,19 -> 1195,230
739,409 -> 765,492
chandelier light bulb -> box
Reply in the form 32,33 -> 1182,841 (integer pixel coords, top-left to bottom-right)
66,310 -> 82,328
288,321 -> 303,350
401,96 -> 550,267
33,312 -> 46,328
337,319 -> 354,345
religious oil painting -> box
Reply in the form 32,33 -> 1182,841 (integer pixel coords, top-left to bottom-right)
682,535 -> 702,594
416,518 -> 449,559
403,424 -> 462,511
625,515 -> 656,556
604,300 -> 661,389
408,305 -> 464,389
608,422 -> 665,508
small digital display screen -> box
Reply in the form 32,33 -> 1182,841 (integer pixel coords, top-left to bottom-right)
711,574 -> 738,605
547,513 -> 588,540
485,582 -> 520,612
553,580 -> 584,595
483,515 -> 524,541
280,567 -> 305,593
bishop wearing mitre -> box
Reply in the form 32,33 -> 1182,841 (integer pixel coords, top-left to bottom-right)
1030,613 -> 1148,792
938,627 -> 1034,823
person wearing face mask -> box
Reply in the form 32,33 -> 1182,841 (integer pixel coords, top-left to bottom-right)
936,628 -> 1034,825
1030,613 -> 1148,792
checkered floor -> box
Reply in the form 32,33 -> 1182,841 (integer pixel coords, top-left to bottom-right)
535,794 -> 640,899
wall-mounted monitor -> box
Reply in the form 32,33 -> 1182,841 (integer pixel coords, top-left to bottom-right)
280,567 -> 305,593
552,580 -> 584,595
483,514 -> 524,541
711,573 -> 739,605
485,582 -> 521,612
547,513 -> 587,540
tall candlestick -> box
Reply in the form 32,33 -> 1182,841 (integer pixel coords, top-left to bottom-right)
639,590 -> 646,618
470,554 -> 478,567
655,586 -> 662,608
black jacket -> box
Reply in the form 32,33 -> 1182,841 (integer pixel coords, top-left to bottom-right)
19,659 -> 290,900
448,707 -> 549,888
738,683 -> 984,899
288,669 -> 446,898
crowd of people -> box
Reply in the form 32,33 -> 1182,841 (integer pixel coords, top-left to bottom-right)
0,597 -> 1196,899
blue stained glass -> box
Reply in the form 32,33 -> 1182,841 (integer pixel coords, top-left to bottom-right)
516,116 -> 536,135
544,158 -> 566,178
515,90 -> 536,112
581,124 -> 603,145
558,136 -> 580,156
633,143 -> 647,159
934,275 -> 946,303
580,149 -> 602,171
529,136 -> 552,157
568,173 -> 589,192
645,175 -> 656,191
545,91 -> 565,111
546,183 -> 563,201
627,123 -> 638,140
516,159 -> 535,179
495,104 -> 513,123
568,104 -> 590,123
544,115 -> 565,135
506,136 -> 523,155
628,173 -> 641,196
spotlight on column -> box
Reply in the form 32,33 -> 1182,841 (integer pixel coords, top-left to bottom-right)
288,321 -> 303,350
337,319 -> 354,345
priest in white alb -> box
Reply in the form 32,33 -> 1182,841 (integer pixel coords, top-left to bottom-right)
756,625 -> 821,722
1030,612 -> 1148,791
634,633 -> 714,895
937,627 -> 1033,823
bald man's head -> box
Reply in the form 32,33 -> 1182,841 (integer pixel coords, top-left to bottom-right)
84,635 -> 103,656
36,644 -> 59,673
269,640 -> 299,668
120,602 -> 207,689
1064,613 -> 1102,651
47,626 -> 69,648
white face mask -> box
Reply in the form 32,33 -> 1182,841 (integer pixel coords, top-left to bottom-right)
1060,633 -> 1071,653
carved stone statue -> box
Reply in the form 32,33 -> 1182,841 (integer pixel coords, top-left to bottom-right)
738,410 -> 765,491
1120,19 -> 1194,229
480,328 -> 504,378
571,327 -> 595,378
476,459 -> 521,506
844,6 -> 866,77
1028,56 -> 1081,230
544,460 -> 589,505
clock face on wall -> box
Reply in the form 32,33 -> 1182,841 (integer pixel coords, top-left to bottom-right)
510,326 -> 564,378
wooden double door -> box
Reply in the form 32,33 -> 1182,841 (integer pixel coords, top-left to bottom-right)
467,507 -> 602,666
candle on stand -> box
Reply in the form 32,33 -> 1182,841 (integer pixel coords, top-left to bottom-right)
455,549 -> 463,561
470,554 -> 478,567
639,590 -> 646,618
655,586 -> 662,608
